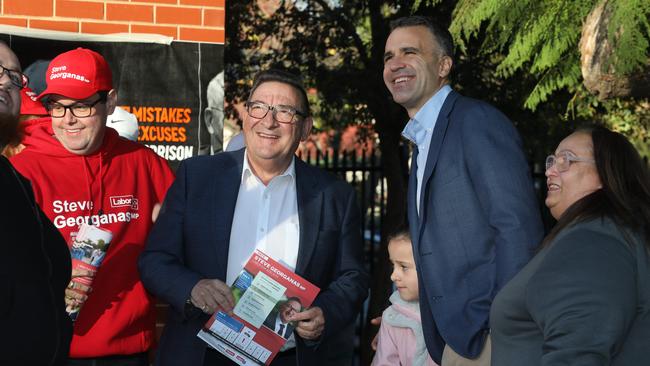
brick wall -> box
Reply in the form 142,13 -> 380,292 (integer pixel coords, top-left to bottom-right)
0,0 -> 225,43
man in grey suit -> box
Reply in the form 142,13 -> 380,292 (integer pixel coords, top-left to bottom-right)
382,16 -> 544,365
139,69 -> 368,366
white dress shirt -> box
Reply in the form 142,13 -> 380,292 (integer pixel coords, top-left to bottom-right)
401,84 -> 452,214
226,152 -> 300,286
273,314 -> 290,338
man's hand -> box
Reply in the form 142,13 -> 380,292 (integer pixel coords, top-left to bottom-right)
190,279 -> 235,315
370,316 -> 382,351
289,306 -> 325,340
65,268 -> 95,307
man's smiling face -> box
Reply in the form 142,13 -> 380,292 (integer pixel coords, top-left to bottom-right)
243,81 -> 312,175
383,25 -> 449,117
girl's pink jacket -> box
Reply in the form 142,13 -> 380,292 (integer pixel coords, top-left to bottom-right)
372,291 -> 438,366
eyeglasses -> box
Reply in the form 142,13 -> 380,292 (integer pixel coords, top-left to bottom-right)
46,95 -> 107,118
0,64 -> 28,89
545,151 -> 595,172
245,101 -> 306,124
282,303 -> 301,314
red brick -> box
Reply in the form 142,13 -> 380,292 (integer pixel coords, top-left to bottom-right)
180,0 -> 224,7
203,8 -> 224,27
29,19 -> 79,32
135,0 -> 177,3
56,0 -> 104,20
156,6 -> 201,26
0,17 -> 28,27
179,27 -> 224,43
81,22 -> 129,34
131,24 -> 177,39
4,0 -> 54,16
106,3 -> 153,22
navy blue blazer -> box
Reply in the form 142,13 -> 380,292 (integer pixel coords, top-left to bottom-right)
139,150 -> 369,366
407,91 -> 544,362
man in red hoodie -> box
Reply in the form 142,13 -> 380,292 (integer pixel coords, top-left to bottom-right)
11,48 -> 175,366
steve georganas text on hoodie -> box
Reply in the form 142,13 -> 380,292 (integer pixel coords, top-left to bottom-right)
51,196 -> 140,228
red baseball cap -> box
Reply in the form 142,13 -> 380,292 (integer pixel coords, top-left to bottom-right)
38,47 -> 113,100
20,86 -> 48,116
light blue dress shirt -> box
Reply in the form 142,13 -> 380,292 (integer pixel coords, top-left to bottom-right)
401,85 -> 452,214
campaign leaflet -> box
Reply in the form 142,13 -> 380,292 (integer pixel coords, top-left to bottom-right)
197,249 -> 320,365
67,223 -> 113,321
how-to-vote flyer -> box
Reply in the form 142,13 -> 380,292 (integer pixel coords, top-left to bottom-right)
198,250 -> 319,365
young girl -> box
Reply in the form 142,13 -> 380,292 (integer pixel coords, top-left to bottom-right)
372,229 -> 438,366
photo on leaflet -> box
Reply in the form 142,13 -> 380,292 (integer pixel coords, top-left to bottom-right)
232,268 -> 304,336
262,297 -> 303,340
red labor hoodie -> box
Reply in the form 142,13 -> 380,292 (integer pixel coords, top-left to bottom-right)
11,121 -> 174,358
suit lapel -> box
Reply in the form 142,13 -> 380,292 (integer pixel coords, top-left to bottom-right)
407,148 -> 420,253
294,159 -> 322,275
213,151 -> 244,279
416,91 -> 458,233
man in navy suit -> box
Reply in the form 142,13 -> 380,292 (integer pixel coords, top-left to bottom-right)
139,69 -> 369,366
382,16 -> 544,365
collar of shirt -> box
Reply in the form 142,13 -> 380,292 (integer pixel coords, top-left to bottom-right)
401,84 -> 452,147
241,150 -> 296,187
275,314 -> 285,331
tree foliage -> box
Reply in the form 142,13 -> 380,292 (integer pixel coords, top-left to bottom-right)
438,0 -> 650,109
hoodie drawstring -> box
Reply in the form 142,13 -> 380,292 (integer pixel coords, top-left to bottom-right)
81,154 -> 104,218
98,155 -> 104,216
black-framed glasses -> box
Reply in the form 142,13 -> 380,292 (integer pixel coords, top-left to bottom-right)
46,94 -> 107,118
545,151 -> 595,172
0,64 -> 28,89
245,101 -> 306,124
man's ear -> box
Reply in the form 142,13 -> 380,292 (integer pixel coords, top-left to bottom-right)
300,116 -> 313,141
438,55 -> 453,79
105,89 -> 117,115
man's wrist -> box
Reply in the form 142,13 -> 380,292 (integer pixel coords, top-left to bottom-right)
184,298 -> 197,317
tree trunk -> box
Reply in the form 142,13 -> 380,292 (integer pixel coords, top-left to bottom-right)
580,0 -> 650,99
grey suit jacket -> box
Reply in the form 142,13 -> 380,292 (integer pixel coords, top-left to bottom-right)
491,218 -> 650,365
139,149 -> 369,366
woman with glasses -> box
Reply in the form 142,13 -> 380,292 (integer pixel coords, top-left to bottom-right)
490,125 -> 650,365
